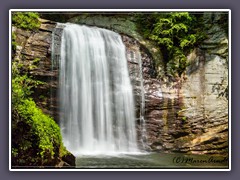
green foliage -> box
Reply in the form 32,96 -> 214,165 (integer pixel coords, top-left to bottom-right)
33,57 -> 40,64
12,72 -> 67,165
218,14 -> 228,36
16,99 -> 63,159
29,58 -> 41,70
11,16 -> 70,166
137,12 -> 206,77
212,79 -> 228,100
12,12 -> 41,30
12,96 -> 68,165
12,56 -> 68,166
182,116 -> 187,121
12,32 -> 17,52
12,60 -> 44,107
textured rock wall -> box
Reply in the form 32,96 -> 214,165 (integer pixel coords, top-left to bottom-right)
141,13 -> 229,154
13,19 -> 59,120
12,19 -> 76,167
70,13 -> 228,154
178,13 -> 228,154
13,13 -> 229,155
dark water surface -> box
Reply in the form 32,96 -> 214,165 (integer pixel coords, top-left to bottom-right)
76,152 -> 228,169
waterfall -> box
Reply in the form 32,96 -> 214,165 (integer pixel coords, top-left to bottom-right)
57,23 -> 139,155
136,52 -> 147,149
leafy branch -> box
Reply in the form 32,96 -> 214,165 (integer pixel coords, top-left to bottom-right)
137,12 -> 206,78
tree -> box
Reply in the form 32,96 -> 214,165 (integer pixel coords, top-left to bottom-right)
137,12 -> 205,77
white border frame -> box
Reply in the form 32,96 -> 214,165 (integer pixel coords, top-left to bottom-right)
9,9 -> 231,171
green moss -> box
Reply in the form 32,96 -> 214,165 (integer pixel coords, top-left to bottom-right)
33,58 -> 40,64
12,95 -> 68,166
12,32 -> 17,52
16,99 -> 61,157
182,116 -> 187,121
12,57 -> 69,166
12,12 -> 41,31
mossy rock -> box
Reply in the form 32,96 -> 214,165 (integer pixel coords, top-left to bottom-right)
12,99 -> 73,167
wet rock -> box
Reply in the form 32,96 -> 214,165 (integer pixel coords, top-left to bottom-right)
14,14 -> 228,156
62,153 -> 76,167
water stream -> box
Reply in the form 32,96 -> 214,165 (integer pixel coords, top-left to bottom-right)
51,23 -> 228,169
57,23 -> 140,155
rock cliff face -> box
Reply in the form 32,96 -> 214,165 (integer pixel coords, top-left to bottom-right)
13,19 -> 58,120
12,13 -> 228,155
12,19 -> 76,167
176,13 -> 228,154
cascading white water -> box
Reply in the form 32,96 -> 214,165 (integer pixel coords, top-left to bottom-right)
58,23 -> 139,155
136,52 -> 147,149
